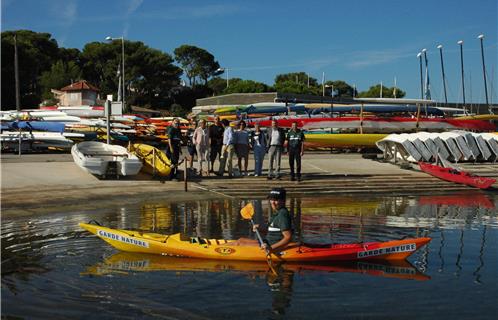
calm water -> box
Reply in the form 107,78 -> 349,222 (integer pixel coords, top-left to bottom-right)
2,191 -> 497,319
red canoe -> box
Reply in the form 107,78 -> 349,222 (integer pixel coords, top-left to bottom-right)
418,162 -> 496,189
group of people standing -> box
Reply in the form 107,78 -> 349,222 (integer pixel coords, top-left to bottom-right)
166,117 -> 305,181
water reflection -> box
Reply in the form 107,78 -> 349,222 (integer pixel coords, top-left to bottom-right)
1,191 -> 497,319
83,252 -> 431,317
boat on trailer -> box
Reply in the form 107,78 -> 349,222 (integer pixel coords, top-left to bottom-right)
71,141 -> 142,178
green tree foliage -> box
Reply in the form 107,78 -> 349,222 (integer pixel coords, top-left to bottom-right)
40,61 -> 82,100
174,45 -> 220,88
1,30 -> 60,108
274,81 -> 320,95
358,84 -> 406,98
275,72 -> 318,87
324,80 -> 357,98
2,30 -> 412,110
207,77 -> 228,96
273,72 -> 320,95
80,40 -> 181,108
58,47 -> 82,66
223,79 -> 271,94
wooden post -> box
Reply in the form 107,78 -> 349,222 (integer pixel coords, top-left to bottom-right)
152,148 -> 156,177
105,100 -> 111,145
358,212 -> 364,243
184,157 -> 188,192
18,127 -> 22,156
394,144 -> 398,164
415,103 -> 421,132
359,103 -> 364,134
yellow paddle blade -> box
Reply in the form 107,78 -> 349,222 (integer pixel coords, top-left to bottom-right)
240,203 -> 255,220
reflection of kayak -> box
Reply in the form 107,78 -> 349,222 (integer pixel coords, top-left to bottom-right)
130,143 -> 172,177
418,193 -> 495,209
84,252 -> 430,281
418,162 -> 496,189
79,223 -> 430,262
299,196 -> 381,215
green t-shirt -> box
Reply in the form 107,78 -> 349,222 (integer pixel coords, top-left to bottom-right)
266,207 -> 292,245
286,129 -> 305,149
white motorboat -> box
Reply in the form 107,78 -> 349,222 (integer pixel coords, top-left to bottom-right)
71,141 -> 142,178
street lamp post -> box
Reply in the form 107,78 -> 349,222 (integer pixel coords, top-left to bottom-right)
477,34 -> 490,112
325,84 -> 334,97
215,67 -> 230,88
417,52 -> 423,99
437,44 -> 448,104
457,40 -> 466,107
106,36 -> 125,112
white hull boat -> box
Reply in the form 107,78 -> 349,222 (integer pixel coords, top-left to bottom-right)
71,141 -> 142,177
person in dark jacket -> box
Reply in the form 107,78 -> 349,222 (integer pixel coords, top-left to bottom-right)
166,118 -> 182,180
250,122 -> 267,176
208,116 -> 224,173
286,121 -> 305,181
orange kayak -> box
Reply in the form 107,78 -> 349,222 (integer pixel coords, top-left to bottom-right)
80,223 -> 430,262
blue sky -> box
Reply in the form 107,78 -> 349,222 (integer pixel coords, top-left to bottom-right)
2,0 -> 497,103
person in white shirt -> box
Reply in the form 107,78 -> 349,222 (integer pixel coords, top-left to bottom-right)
266,120 -> 285,179
193,119 -> 210,176
217,119 -> 236,177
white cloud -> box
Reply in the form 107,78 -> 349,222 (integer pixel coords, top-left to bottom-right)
126,0 -> 144,15
51,0 -> 77,47
346,49 -> 414,68
123,0 -> 143,37
61,1 -> 77,26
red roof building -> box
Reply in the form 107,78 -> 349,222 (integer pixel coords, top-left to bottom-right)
52,80 -> 100,106
60,80 -> 100,92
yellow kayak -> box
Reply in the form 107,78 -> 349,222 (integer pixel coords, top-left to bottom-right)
79,222 -> 431,262
304,133 -> 388,148
130,143 -> 171,176
455,114 -> 498,121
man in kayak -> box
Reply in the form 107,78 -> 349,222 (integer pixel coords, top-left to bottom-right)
232,188 -> 293,253
262,187 -> 293,252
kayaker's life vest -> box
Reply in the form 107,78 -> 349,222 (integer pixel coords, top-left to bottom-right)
266,207 -> 293,245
